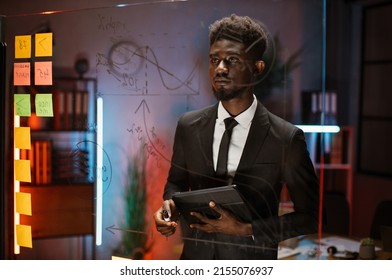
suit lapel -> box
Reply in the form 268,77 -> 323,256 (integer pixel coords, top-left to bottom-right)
236,102 -> 270,171
193,105 -> 217,174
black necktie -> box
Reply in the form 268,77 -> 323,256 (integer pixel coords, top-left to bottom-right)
216,117 -> 238,179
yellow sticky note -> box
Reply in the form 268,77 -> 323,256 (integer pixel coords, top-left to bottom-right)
16,224 -> 33,248
15,35 -> 31,59
35,33 -> 53,57
14,62 -> 31,86
16,192 -> 32,216
14,94 -> 31,117
35,93 -> 53,117
35,61 -> 52,85
15,127 -> 31,149
15,159 -> 31,182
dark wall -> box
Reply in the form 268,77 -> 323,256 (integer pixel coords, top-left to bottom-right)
327,0 -> 392,237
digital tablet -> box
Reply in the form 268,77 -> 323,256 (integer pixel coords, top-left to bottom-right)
172,185 -> 251,225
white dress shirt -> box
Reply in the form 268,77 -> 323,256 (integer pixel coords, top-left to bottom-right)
213,96 -> 258,177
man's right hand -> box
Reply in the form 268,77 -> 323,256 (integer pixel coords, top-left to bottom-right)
153,199 -> 179,237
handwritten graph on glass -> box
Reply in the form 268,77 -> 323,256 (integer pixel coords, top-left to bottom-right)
96,36 -> 201,96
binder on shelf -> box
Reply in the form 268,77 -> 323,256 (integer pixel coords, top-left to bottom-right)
62,91 -> 70,130
72,90 -> 89,130
34,141 -> 41,184
74,90 -> 82,130
330,132 -> 343,164
57,90 -> 65,130
33,140 -> 52,185
41,140 -> 52,184
67,92 -> 75,130
82,90 -> 89,130
53,90 -> 63,130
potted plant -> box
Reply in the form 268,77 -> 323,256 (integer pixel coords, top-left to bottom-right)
113,148 -> 153,259
359,237 -> 376,259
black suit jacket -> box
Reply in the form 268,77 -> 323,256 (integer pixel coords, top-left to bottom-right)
163,101 -> 319,259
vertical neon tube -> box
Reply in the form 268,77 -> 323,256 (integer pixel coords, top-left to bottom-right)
317,0 -> 328,258
95,96 -> 103,246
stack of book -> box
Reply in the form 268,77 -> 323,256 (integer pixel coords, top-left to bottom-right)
309,131 -> 346,165
301,91 -> 337,125
53,90 -> 89,131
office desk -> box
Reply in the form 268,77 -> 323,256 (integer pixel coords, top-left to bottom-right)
278,234 -> 392,260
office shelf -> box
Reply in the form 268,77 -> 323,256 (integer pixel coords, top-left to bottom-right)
18,77 -> 97,238
308,126 -> 354,234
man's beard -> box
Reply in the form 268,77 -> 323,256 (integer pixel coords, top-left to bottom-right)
213,87 -> 242,101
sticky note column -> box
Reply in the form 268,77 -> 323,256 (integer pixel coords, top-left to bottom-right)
13,33 -> 54,252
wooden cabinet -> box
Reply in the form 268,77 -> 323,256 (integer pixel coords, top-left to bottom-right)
19,184 -> 93,238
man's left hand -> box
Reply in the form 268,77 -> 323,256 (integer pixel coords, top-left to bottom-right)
189,201 -> 253,236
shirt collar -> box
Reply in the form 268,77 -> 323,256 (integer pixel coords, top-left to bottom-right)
217,95 -> 257,128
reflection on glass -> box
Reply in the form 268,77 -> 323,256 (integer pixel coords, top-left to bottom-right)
5,0 -> 326,260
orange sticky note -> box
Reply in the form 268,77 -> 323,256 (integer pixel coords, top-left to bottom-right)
35,61 -> 52,85
16,192 -> 32,216
15,159 -> 31,182
35,33 -> 53,57
16,224 -> 33,248
15,127 -> 31,149
15,35 -> 32,59
14,62 -> 31,86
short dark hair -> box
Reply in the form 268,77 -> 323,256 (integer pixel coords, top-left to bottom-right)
209,14 -> 268,61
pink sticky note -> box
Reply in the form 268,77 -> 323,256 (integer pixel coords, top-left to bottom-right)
14,62 -> 31,86
35,61 -> 52,85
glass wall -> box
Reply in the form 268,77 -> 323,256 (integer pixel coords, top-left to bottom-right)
3,0 -> 331,260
